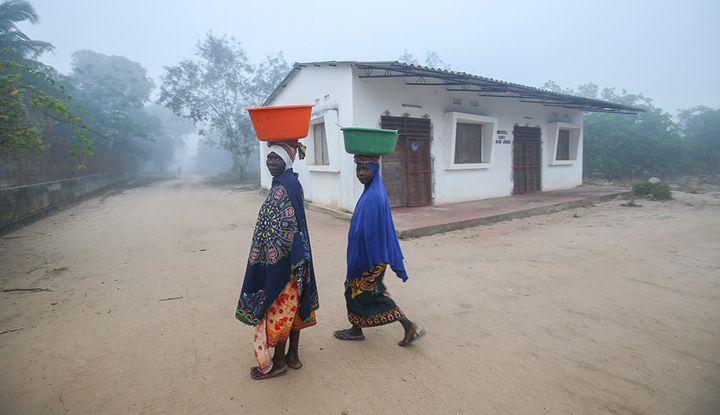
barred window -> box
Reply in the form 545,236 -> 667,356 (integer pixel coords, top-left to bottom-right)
454,123 -> 483,164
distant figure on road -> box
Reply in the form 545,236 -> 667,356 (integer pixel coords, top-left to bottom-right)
177,165 -> 182,175
235,142 -> 319,380
334,155 -> 423,346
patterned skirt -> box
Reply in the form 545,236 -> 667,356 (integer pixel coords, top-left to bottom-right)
253,279 -> 316,374
344,264 -> 404,328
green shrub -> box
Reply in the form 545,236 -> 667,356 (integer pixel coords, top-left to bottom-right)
632,182 -> 673,200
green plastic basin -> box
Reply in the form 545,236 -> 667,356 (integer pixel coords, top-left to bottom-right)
342,127 -> 399,155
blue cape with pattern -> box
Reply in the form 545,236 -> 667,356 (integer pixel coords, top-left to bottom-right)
236,169 -> 319,326
346,163 -> 408,282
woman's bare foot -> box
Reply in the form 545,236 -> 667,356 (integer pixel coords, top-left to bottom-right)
333,327 -> 365,341
250,364 -> 287,380
286,353 -> 302,370
398,323 -> 425,347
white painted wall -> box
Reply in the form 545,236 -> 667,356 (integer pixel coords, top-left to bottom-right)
351,67 -> 584,205
263,64 -> 585,211
259,64 -> 355,211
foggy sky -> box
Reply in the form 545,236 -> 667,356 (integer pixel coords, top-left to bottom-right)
19,0 -> 720,114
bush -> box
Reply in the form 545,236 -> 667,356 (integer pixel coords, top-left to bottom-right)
632,182 -> 673,200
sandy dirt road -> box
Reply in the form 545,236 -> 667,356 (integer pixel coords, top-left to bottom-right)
1,176 -> 719,415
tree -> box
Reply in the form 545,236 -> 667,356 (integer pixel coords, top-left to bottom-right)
397,50 -> 450,69
397,50 -> 418,65
65,50 -> 160,161
68,50 -> 155,142
1,60 -> 91,156
424,51 -> 450,70
158,33 -> 289,177
678,106 -> 720,172
0,0 -> 52,62
1,0 -> 91,157
144,104 -> 195,171
544,81 -> 685,179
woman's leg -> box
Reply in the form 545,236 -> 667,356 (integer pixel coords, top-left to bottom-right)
398,316 -> 424,347
287,309 -> 318,368
273,340 -> 287,366
286,330 -> 302,369
250,279 -> 305,380
250,340 -> 288,380
336,268 -> 402,340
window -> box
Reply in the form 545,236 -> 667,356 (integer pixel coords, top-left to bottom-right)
556,129 -> 570,161
305,110 -> 340,172
312,122 -> 329,165
548,122 -> 581,164
454,123 -> 483,164
445,112 -> 496,169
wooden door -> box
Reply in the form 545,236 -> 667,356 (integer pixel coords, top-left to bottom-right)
512,126 -> 542,194
380,116 -> 432,207
404,137 -> 432,207
381,136 -> 406,207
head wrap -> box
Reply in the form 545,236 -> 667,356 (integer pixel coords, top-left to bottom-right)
268,141 -> 306,170
353,154 -> 380,165
268,145 -> 293,170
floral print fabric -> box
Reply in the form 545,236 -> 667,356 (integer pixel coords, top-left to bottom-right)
253,279 -> 317,374
249,186 -> 298,266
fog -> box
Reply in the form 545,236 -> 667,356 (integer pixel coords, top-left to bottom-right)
3,3 -> 720,412
5,0 -> 719,180
21,0 -> 720,114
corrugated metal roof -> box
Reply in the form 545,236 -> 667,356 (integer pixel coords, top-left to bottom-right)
263,60 -> 644,114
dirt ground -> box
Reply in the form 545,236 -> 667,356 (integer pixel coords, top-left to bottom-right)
1,176 -> 719,415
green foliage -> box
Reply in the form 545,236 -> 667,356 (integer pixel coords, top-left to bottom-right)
1,0 -> 184,180
678,106 -> 720,172
1,58 -> 92,157
158,33 -> 289,176
67,50 -> 160,160
46,50 -> 186,167
70,50 -> 154,111
544,81 -> 718,179
584,104 -> 682,179
0,0 -> 52,62
632,182 -> 673,201
0,0 -> 92,159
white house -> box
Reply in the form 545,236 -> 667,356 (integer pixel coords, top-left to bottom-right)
259,61 -> 640,212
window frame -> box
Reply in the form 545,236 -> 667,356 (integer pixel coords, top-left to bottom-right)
547,122 -> 581,165
311,121 -> 329,166
306,110 -> 341,173
556,128 -> 570,161
445,112 -> 497,170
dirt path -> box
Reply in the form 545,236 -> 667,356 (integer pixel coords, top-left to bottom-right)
1,177 -> 718,415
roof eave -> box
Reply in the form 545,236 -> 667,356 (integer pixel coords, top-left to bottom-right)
263,60 -> 645,114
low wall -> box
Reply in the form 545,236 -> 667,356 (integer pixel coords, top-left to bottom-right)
0,173 -> 132,234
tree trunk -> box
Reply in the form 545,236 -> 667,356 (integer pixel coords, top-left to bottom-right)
239,151 -> 254,178
231,151 -> 244,178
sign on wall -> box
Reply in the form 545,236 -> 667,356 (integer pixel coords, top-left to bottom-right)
495,130 -> 511,144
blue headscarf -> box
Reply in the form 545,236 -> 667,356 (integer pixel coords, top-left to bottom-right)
236,168 -> 319,326
346,163 -> 408,282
